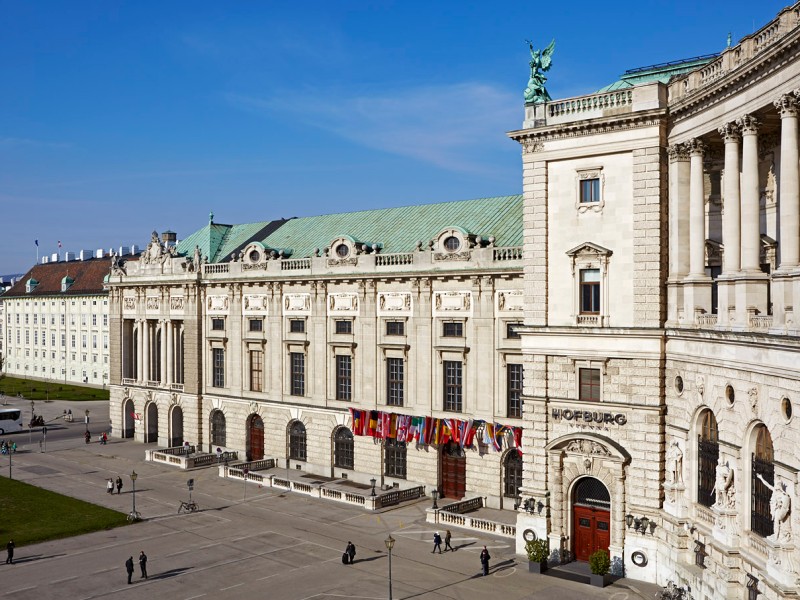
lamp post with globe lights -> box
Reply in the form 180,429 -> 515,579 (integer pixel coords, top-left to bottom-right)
385,535 -> 395,600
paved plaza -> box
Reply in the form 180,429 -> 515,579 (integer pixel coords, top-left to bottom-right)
0,399 -> 661,600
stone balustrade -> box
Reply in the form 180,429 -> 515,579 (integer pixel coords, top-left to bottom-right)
427,496 -> 516,539
203,263 -> 229,275
147,446 -> 237,469
376,252 -> 414,266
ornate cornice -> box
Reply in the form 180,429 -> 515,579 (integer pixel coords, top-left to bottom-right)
510,111 -> 665,147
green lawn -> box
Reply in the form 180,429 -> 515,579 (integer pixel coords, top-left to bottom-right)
0,477 -> 129,546
0,376 -> 109,402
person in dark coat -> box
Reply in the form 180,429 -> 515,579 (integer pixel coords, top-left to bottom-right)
346,541 -> 356,564
432,532 -> 442,554
6,539 -> 14,564
444,530 -> 454,552
116,476 -> 123,494
480,546 -> 491,576
125,556 -> 134,584
139,550 -> 148,579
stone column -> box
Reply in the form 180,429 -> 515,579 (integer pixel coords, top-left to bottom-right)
667,144 -> 690,325
166,320 -> 174,385
688,138 -> 706,278
136,320 -> 144,383
719,123 -> 742,274
142,320 -> 150,383
159,319 -> 168,384
776,94 -> 800,269
739,115 -> 761,273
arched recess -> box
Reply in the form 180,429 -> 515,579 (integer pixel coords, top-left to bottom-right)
170,405 -> 184,448
247,414 -> 265,461
122,398 -> 135,439
745,422 -> 775,538
145,402 -> 159,444
544,433 -> 630,564
694,408 -> 719,508
502,448 -> 523,509
210,409 -> 226,452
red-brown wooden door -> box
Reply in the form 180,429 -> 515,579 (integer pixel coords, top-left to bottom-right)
441,442 -> 466,499
248,416 -> 264,461
573,505 -> 610,561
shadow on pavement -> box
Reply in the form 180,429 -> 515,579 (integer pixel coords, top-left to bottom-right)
11,553 -> 68,564
148,567 -> 194,581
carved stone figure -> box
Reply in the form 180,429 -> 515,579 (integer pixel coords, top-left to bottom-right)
140,231 -> 168,265
524,39 -> 555,104
194,245 -> 202,268
111,253 -> 126,276
757,474 -> 792,543
713,461 -> 735,509
666,440 -> 684,484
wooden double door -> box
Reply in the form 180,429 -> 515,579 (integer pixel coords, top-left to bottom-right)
441,442 -> 466,500
573,505 -> 610,561
248,416 -> 264,461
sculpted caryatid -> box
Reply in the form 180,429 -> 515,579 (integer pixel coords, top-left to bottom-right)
666,440 -> 684,485
523,39 -> 555,104
757,474 -> 792,543
713,461 -> 735,509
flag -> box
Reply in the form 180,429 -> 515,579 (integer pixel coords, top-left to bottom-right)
34,239 -> 39,247
58,240 -> 62,249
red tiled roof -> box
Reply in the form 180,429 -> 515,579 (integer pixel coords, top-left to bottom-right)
2,258 -> 112,298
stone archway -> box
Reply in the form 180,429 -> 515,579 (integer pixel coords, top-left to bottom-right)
122,398 -> 135,439
170,405 -> 184,448
145,402 -> 159,444
247,414 -> 264,461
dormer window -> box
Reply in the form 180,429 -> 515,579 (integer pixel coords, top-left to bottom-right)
444,236 -> 461,252
61,276 -> 74,292
335,243 -> 350,258
25,278 -> 38,293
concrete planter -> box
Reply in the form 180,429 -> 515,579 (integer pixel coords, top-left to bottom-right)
528,560 -> 548,574
589,573 -> 611,587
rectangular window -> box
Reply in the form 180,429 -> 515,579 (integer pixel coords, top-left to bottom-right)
443,322 -> 463,337
336,355 -> 352,401
507,363 -> 523,418
386,321 -> 405,336
506,322 -> 521,339
443,360 -> 463,412
71,334 -> 76,348
335,320 -> 352,334
290,319 -> 305,333
103,315 -> 108,326
211,318 -> 225,331
92,314 -> 97,326
82,334 -> 87,349
579,368 -> 601,402
250,350 -> 263,392
387,357 -> 404,406
580,269 -> 601,314
248,319 -> 263,332
33,314 -> 37,325
384,439 -> 407,479
60,314 -> 65,326
61,334 -> 65,347
580,178 -> 601,203
212,348 -> 225,387
290,352 -> 305,396
694,541 -> 706,568
92,335 -> 97,349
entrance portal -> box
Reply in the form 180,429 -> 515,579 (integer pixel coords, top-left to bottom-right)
122,399 -> 135,439
248,415 -> 264,461
170,406 -> 184,448
572,477 -> 610,561
145,403 -> 158,444
441,441 -> 466,500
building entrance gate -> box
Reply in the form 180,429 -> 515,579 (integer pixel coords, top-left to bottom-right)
248,415 -> 264,461
572,477 -> 610,561
441,441 -> 466,500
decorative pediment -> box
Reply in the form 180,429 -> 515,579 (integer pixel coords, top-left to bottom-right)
546,432 -> 630,463
565,242 -> 613,258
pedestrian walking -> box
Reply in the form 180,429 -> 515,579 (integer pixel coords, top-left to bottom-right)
432,531 -> 442,553
444,529 -> 454,552
125,556 -> 134,584
480,546 -> 491,576
101,432 -> 108,445
116,475 -> 123,494
139,550 -> 148,579
10,442 -> 16,453
106,478 -> 114,494
346,541 -> 356,564
6,539 -> 14,564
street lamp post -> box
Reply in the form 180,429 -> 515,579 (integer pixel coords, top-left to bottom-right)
432,489 -> 439,510
129,470 -> 140,521
370,477 -> 377,497
243,467 -> 249,501
385,535 -> 395,600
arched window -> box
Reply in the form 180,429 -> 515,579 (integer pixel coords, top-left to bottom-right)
334,427 -> 354,469
503,450 -> 523,498
289,421 -> 307,461
210,410 -> 226,448
697,410 -> 719,507
752,425 -> 774,537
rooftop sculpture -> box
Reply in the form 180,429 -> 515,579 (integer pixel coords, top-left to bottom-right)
524,39 -> 555,104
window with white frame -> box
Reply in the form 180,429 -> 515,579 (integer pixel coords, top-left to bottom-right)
566,243 -> 612,326
575,168 -> 605,213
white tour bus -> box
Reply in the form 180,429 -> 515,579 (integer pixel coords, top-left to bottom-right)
0,408 -> 24,434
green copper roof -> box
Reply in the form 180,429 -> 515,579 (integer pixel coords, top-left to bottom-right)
596,54 -> 718,93
178,195 -> 523,263
260,195 -> 523,259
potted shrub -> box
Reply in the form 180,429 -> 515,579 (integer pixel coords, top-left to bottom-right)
588,549 -> 612,587
525,539 -> 549,574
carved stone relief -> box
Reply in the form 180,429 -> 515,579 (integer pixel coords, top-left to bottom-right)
377,292 -> 412,315
243,294 -> 269,314
170,296 -> 184,311
146,297 -> 159,311
123,297 -> 136,311
328,293 -> 359,315
497,290 -> 524,312
565,439 -> 612,456
433,291 -> 472,314
207,295 -> 230,312
283,293 -> 311,314
433,251 -> 472,262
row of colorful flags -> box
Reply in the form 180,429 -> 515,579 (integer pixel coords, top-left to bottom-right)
348,408 -> 523,452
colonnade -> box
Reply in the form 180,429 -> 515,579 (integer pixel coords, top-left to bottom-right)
667,92 -> 800,327
124,318 -> 184,385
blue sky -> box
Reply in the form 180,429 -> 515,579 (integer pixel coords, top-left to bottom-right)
0,0 -> 790,274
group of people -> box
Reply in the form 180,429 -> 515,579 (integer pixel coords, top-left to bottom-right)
431,530 -> 455,553
0,440 -> 16,455
106,476 -> 124,494
124,551 -> 148,583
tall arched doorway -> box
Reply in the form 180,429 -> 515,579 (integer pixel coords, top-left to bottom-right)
441,440 -> 466,500
170,405 -> 184,448
122,399 -> 135,439
572,477 -> 610,561
247,414 -> 264,461
145,402 -> 159,444
210,409 -> 226,452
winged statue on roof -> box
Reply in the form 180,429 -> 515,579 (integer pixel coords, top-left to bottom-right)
524,39 -> 555,104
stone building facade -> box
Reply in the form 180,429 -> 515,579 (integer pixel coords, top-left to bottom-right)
510,3 -> 800,598
108,198 -> 528,508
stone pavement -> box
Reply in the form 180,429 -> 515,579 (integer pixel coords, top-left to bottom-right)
1,429 -> 663,600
